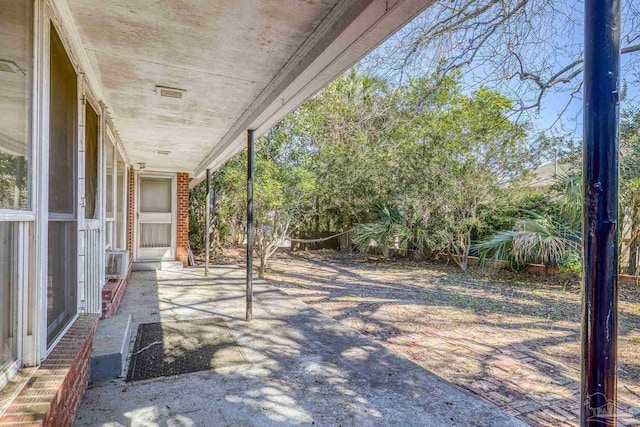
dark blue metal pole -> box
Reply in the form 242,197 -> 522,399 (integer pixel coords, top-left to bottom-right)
205,168 -> 211,277
581,0 -> 621,425
246,130 -> 254,321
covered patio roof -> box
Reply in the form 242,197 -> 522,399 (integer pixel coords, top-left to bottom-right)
63,0 -> 433,184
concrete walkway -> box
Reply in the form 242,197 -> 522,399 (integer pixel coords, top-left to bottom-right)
75,266 -> 525,426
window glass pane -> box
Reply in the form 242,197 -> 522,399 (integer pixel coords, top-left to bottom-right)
0,222 -> 18,371
115,159 -> 126,248
105,219 -> 114,249
141,178 -> 171,213
48,25 -> 76,215
105,140 -> 113,216
140,223 -> 171,248
84,103 -> 98,219
0,0 -> 33,210
47,220 -> 77,344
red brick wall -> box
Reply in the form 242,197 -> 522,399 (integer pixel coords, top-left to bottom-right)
127,167 -> 135,254
176,172 -> 190,265
101,262 -> 131,319
0,314 -> 99,426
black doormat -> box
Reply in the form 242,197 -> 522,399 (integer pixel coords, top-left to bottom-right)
126,318 -> 248,382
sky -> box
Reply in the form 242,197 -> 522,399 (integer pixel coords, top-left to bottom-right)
359,0 -> 640,159
530,26 -> 640,136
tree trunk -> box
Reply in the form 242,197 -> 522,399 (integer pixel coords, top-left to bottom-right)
629,240 -> 639,275
314,197 -> 320,232
382,245 -> 390,258
259,253 -> 266,279
460,254 -> 468,272
459,231 -> 471,272
339,214 -> 351,252
460,246 -> 469,272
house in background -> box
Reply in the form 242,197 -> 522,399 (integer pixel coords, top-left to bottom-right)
526,157 -> 575,191
526,156 -> 640,276
0,0 -> 433,424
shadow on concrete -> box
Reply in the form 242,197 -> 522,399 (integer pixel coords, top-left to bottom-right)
263,254 -> 640,426
75,265 -> 524,427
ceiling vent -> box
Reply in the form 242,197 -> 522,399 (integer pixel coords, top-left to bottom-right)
155,85 -> 186,99
0,59 -> 20,73
154,150 -> 171,155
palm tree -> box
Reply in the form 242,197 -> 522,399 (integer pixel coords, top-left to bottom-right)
477,172 -> 582,270
477,213 -> 579,269
351,206 -> 430,257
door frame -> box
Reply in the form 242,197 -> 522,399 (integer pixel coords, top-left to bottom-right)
133,171 -> 177,262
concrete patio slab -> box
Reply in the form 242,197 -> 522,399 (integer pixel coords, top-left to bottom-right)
75,266 -> 525,426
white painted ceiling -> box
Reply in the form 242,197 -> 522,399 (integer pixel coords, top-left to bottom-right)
66,0 -> 340,173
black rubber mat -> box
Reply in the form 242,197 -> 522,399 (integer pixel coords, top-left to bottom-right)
126,318 -> 248,382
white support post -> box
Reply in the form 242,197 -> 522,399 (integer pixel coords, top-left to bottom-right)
77,74 -> 86,313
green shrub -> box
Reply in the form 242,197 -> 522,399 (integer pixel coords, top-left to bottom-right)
558,250 -> 582,275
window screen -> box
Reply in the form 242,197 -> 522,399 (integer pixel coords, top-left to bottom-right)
47,25 -> 77,345
48,25 -> 76,215
115,158 -> 126,248
46,221 -> 77,343
141,178 -> 171,213
84,103 -> 98,219
105,140 -> 114,216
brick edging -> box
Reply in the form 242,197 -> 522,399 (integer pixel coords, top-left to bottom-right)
102,261 -> 132,318
0,314 -> 100,427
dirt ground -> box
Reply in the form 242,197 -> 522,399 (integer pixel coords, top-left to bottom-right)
214,249 -> 640,426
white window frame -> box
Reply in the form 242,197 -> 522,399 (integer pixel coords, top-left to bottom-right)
39,2 -> 87,357
0,223 -> 29,391
82,90 -> 103,225
115,150 -> 128,250
0,0 -> 42,387
104,126 -> 116,250
0,0 -> 38,223
77,76 -> 106,315
42,18 -> 80,355
22,0 -> 132,362
104,126 -> 128,251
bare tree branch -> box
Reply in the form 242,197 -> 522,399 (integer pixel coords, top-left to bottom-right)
363,0 -> 640,130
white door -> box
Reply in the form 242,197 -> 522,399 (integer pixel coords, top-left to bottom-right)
136,175 -> 175,260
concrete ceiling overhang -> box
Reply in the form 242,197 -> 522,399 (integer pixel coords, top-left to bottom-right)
63,0 -> 434,185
